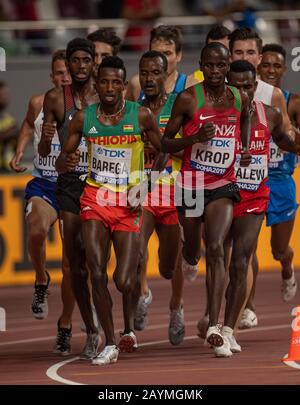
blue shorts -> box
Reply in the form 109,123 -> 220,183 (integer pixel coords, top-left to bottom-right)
24,177 -> 60,215
266,176 -> 298,226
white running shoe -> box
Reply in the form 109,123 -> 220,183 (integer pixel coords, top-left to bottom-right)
118,331 -> 138,353
214,335 -> 233,358
92,345 -> 119,366
182,256 -> 198,281
169,307 -> 185,345
282,272 -> 297,302
227,335 -> 241,353
239,308 -> 258,329
134,289 -> 152,331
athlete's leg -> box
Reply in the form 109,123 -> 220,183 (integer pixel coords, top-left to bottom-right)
61,211 -> 97,334
26,197 -> 57,284
113,230 -> 141,335
224,213 -> 264,329
82,220 -> 113,343
133,210 -> 156,330
178,212 -> 202,266
156,223 -> 180,280
58,238 -> 75,329
204,198 -> 232,345
271,219 -> 295,279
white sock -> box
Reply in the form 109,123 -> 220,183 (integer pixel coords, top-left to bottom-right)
222,326 -> 233,338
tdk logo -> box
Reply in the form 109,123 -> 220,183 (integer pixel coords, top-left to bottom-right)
97,147 -> 125,158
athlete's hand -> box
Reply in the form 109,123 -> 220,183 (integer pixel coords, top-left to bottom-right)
194,122 -> 216,143
42,122 -> 56,143
240,149 -> 252,167
66,149 -> 80,171
9,151 -> 27,172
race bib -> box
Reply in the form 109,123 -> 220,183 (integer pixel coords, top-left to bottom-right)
269,139 -> 284,168
74,138 -> 89,173
190,137 -> 235,176
90,143 -> 132,186
33,133 -> 60,179
235,153 -> 268,191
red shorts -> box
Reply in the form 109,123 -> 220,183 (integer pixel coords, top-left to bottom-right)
142,184 -> 178,225
234,189 -> 269,218
80,185 -> 142,233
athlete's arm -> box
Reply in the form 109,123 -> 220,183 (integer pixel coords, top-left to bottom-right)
268,106 -> 298,153
125,74 -> 141,101
271,87 -> 294,135
38,88 -> 59,157
161,90 -> 215,153
288,93 -> 300,128
56,110 -> 83,173
10,95 -> 43,172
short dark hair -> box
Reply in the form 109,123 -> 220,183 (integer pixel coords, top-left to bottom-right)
87,28 -> 122,56
150,25 -> 183,54
98,55 -> 126,81
229,60 -> 257,81
66,37 -> 95,61
200,42 -> 229,62
229,27 -> 262,54
0,81 -> 6,89
262,43 -> 286,60
51,49 -> 66,71
139,50 -> 168,72
205,24 -> 231,44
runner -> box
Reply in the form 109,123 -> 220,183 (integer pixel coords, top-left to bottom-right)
9,50 -> 75,355
126,25 -> 198,102
258,43 -> 298,301
215,60 -> 300,357
39,38 -> 101,359
162,42 -> 251,349
189,24 -> 231,84
62,56 -> 163,365
229,27 -> 295,328
134,50 -> 184,345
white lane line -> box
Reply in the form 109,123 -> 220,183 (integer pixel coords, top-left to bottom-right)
46,323 -> 291,385
46,357 -> 81,385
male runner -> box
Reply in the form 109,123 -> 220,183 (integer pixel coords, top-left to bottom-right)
162,42 -> 251,349
62,56 -> 163,365
10,50 -> 75,355
134,50 -> 184,345
39,38 -> 101,359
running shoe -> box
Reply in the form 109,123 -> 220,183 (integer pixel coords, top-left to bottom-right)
214,335 -> 233,358
182,256 -> 198,281
53,319 -> 72,356
227,335 -> 241,353
31,271 -> 50,319
118,331 -> 138,353
169,307 -> 185,345
92,345 -> 119,366
79,332 -> 101,360
238,308 -> 258,329
282,271 -> 297,302
134,289 -> 152,331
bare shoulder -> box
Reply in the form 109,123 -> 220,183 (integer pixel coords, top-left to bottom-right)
289,93 -> 300,109
29,94 -> 44,110
265,103 -> 281,128
44,86 -> 63,103
272,86 -> 285,102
